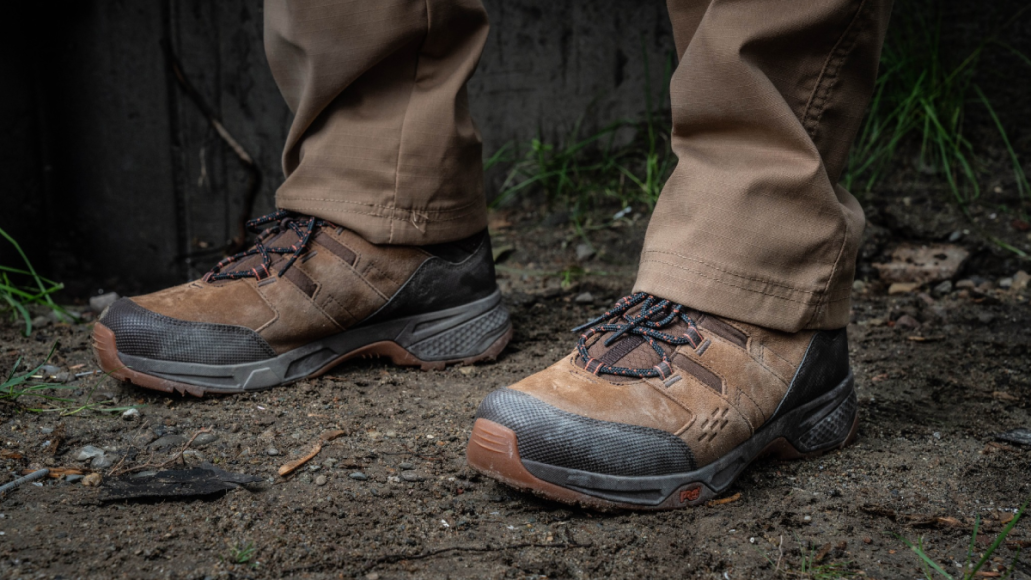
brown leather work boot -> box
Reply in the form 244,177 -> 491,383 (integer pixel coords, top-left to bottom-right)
467,292 -> 856,510
92,210 -> 511,396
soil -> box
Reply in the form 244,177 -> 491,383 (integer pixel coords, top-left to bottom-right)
2,195 -> 1031,580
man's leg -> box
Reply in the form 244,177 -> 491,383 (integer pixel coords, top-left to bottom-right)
467,0 -> 892,510
92,0 -> 511,395
266,0 -> 489,245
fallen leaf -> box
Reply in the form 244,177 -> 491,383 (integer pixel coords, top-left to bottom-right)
279,430 -> 346,476
707,492 -> 742,506
888,282 -> 921,295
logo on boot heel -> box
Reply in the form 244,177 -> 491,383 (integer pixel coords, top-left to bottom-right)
679,486 -> 701,504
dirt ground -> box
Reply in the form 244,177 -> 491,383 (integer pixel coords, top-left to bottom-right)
2,196 -> 1031,580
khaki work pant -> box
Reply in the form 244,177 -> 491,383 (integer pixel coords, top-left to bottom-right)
265,0 -> 893,333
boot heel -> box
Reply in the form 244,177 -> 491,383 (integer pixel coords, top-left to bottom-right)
403,302 -> 512,363
788,385 -> 858,454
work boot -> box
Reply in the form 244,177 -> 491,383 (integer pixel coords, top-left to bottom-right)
92,210 -> 511,396
467,292 -> 856,510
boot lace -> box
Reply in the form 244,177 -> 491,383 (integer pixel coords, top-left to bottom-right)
572,292 -> 703,379
204,210 -> 328,282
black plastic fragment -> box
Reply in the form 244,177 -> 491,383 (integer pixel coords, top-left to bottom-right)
101,464 -> 262,501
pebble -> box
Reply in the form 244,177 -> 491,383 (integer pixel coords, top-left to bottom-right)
75,446 -> 105,461
148,434 -> 186,451
65,474 -> 83,483
399,462 -> 414,470
401,471 -> 424,482
53,372 -> 71,384
999,277 -> 1013,289
933,280 -> 953,295
89,292 -> 120,313
574,292 -> 594,304
575,243 -> 595,261
323,458 -> 338,468
82,473 -> 103,487
121,408 -> 140,421
182,450 -> 206,462
851,280 -> 865,292
894,314 -> 921,330
31,316 -> 51,329
315,475 -> 328,486
192,433 -> 219,448
349,472 -> 368,481
948,230 -> 963,242
266,447 -> 280,456
40,365 -> 60,376
91,455 -> 114,470
1012,270 -> 1030,292
955,279 -> 976,290
40,427 -> 53,434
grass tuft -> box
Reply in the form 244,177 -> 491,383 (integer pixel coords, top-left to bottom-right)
898,498 -> 1028,579
1,226 -> 76,336
844,3 -> 1031,207
2,342 -> 138,416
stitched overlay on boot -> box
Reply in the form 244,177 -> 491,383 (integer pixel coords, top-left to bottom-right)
573,293 -> 704,379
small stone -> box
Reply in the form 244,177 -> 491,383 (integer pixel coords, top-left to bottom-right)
349,472 -> 368,481
574,291 -> 594,304
955,279 -> 976,290
933,432 -> 941,440
192,433 -> 219,448
90,454 -> 114,470
182,450 -> 205,462
148,435 -> 186,451
999,277 -> 1013,289
1012,271 -> 1030,293
401,471 -> 424,482
89,292 -> 120,313
65,474 -> 84,483
266,447 -> 280,457
933,280 -> 953,295
229,423 -> 241,434
399,462 -> 414,470
888,282 -> 920,295
851,280 -> 865,292
315,475 -> 328,486
40,427 -> 53,434
894,314 -> 921,330
308,464 -> 322,472
948,230 -> 963,242
323,458 -> 338,468
367,573 -> 381,580
121,408 -> 140,421
75,446 -> 105,461
53,372 -> 71,384
82,473 -> 103,487
40,365 -> 60,376
32,316 -> 51,329
575,243 -> 595,261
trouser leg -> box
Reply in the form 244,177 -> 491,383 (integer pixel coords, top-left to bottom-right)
264,0 -> 489,245
635,0 -> 893,332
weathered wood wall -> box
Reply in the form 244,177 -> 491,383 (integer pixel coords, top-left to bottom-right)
2,0 -> 1029,296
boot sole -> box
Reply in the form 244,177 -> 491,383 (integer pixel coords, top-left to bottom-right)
93,290 -> 512,397
467,372 -> 858,511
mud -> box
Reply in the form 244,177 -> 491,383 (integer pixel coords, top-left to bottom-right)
1,200 -> 1030,579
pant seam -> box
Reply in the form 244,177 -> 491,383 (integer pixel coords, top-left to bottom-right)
388,0 -> 432,244
801,0 -> 870,138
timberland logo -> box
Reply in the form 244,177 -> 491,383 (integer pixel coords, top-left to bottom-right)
679,487 -> 701,503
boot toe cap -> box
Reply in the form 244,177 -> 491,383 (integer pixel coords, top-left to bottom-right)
474,388 -> 697,477
99,298 -> 275,366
